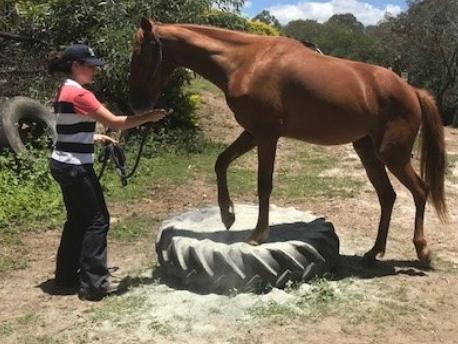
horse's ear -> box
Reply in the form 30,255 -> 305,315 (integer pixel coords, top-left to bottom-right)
140,17 -> 153,33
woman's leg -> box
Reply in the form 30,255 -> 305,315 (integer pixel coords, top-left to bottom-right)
50,161 -> 85,286
78,165 -> 110,292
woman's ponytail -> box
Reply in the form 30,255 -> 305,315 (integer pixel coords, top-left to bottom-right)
47,52 -> 72,75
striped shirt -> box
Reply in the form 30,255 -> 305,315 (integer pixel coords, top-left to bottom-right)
51,79 -> 101,165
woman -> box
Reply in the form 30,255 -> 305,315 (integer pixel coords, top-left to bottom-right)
48,44 -> 167,301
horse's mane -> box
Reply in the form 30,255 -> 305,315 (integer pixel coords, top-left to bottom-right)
170,24 -> 261,45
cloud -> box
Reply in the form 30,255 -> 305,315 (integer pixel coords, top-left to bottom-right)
245,1 -> 252,8
268,0 -> 402,26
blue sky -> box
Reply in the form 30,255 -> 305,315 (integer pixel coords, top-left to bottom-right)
242,0 -> 408,26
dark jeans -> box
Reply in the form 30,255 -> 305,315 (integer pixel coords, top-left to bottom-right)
50,159 -> 110,291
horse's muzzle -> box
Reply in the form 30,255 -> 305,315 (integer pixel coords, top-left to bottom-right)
128,90 -> 155,115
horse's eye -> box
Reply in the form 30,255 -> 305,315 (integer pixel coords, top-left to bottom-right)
143,38 -> 157,47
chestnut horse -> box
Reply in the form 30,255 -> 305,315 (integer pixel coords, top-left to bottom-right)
129,18 -> 447,263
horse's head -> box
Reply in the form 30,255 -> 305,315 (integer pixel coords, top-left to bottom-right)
129,18 -> 175,114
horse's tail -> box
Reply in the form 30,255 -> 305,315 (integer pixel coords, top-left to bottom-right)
415,88 -> 448,221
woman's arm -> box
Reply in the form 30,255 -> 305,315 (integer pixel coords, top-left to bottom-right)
88,104 -> 168,130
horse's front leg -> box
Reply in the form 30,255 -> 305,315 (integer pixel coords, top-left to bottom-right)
247,138 -> 278,245
215,130 -> 256,229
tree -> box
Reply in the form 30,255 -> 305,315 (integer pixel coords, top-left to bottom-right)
388,0 -> 458,124
327,13 -> 364,33
252,10 -> 281,30
247,20 -> 279,36
282,19 -> 322,43
281,16 -> 377,62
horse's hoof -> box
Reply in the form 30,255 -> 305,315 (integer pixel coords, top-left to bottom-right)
221,211 -> 235,230
247,231 -> 269,246
418,250 -> 433,269
362,248 -> 384,266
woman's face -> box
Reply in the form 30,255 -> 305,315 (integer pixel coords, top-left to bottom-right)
71,61 -> 97,84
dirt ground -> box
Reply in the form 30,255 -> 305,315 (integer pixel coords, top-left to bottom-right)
1,87 -> 457,344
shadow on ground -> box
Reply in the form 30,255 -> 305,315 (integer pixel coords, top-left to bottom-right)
332,254 -> 430,280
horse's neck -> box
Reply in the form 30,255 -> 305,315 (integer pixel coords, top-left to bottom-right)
158,24 -> 256,92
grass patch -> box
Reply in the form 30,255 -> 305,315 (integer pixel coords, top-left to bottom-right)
0,314 -> 46,342
446,153 -> 458,183
0,150 -> 63,231
294,278 -> 347,320
147,318 -> 174,337
88,294 -> 148,323
110,214 -> 160,242
0,254 -> 28,273
431,254 -> 458,273
16,313 -> 42,326
276,145 -> 363,199
0,322 -> 13,337
219,143 -> 363,200
250,278 -> 348,324
184,76 -> 222,96
102,140 -> 224,203
251,277 -> 427,328
250,301 -> 300,325
0,231 -> 28,273
18,335 -> 62,344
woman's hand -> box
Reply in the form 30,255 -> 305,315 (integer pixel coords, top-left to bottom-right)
146,109 -> 170,123
94,134 -> 117,145
89,105 -> 172,131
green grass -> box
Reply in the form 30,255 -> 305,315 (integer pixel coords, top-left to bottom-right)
0,254 -> 28,273
101,140 -> 225,203
250,278 -> 347,324
278,144 -> 363,199
249,277 -> 430,329
184,76 -> 222,96
19,335 -> 62,344
147,319 -> 174,337
446,153 -> 458,183
0,322 -> 14,337
110,214 -> 160,242
0,314 -> 44,342
214,144 -> 363,200
88,294 -> 148,323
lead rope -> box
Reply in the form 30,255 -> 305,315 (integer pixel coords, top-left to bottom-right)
97,124 -> 151,186
97,109 -> 172,186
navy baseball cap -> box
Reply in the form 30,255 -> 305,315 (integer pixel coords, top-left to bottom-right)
62,44 -> 105,66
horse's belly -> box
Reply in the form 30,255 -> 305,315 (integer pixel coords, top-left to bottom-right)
283,110 -> 372,145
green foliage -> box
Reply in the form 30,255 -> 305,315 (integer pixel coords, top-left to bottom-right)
385,0 -> 458,124
282,15 -> 376,62
247,20 -> 280,36
252,10 -> 281,30
0,148 -> 62,231
282,19 -> 322,43
198,8 -> 249,31
111,214 -> 160,242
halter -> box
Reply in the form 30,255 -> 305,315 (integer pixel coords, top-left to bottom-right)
149,37 -> 164,81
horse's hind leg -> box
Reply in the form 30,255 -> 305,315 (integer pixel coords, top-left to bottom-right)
376,122 -> 430,264
215,130 -> 256,229
247,137 -> 278,245
353,136 -> 397,262
386,161 -> 430,264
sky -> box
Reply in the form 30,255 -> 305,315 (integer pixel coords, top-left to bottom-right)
242,0 -> 408,26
